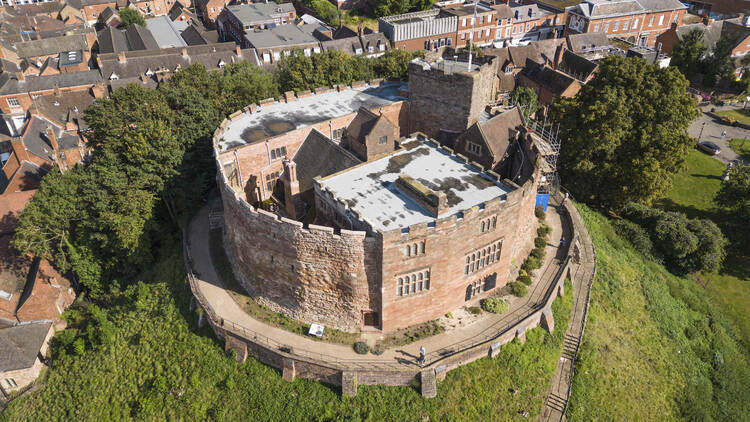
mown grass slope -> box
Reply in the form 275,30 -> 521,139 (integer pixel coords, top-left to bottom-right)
567,205 -> 750,421
1,235 -> 574,421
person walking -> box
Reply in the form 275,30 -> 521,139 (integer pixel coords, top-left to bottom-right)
418,346 -> 426,368
721,130 -> 727,139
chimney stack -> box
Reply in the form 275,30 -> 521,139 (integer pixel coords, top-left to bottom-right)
235,45 -> 242,56
46,126 -> 59,152
91,82 -> 107,99
282,157 -> 299,219
117,51 -> 126,63
181,47 -> 188,57
15,71 -> 25,82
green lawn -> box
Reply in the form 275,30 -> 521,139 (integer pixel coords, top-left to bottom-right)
567,205 -> 750,421
1,238 -> 575,421
716,108 -> 750,125
654,149 -> 750,348
729,138 -> 750,161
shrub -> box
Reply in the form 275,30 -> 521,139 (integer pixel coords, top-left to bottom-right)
371,343 -> 385,355
445,312 -> 453,318
481,297 -> 509,314
537,225 -> 552,238
353,341 -> 369,354
530,247 -> 545,260
468,306 -> 482,315
613,218 -> 661,263
518,274 -> 532,285
534,237 -> 547,248
509,281 -> 528,297
535,206 -> 546,220
522,256 -> 541,271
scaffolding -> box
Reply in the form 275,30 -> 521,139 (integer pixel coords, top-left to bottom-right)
527,115 -> 561,195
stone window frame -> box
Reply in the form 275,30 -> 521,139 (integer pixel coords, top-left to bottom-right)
270,146 -> 287,161
404,240 -> 426,258
265,171 -> 280,191
464,239 -> 503,276
378,135 -> 387,144
6,97 -> 20,108
480,215 -> 497,233
467,141 -> 481,156
396,268 -> 431,298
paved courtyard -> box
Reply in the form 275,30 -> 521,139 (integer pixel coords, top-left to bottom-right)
688,106 -> 750,164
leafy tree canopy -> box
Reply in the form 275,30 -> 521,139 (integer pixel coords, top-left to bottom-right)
670,29 -> 706,81
371,0 -> 434,18
509,86 -> 538,120
551,55 -> 698,209
119,8 -> 145,28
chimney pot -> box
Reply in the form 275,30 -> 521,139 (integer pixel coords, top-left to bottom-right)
181,47 -> 188,57
15,72 -> 25,81
117,51 -> 126,62
46,126 -> 60,152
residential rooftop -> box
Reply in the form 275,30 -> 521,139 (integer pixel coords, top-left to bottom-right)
225,2 -> 295,26
217,81 -> 407,152
0,321 -> 51,372
317,138 -> 512,232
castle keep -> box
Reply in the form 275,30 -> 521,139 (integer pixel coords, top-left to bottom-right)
213,57 -> 540,333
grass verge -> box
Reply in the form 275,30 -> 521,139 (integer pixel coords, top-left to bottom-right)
729,138 -> 750,161
716,108 -> 750,125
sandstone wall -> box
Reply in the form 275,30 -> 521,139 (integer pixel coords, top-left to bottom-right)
219,177 -> 380,332
378,146 -> 539,332
407,57 -> 497,139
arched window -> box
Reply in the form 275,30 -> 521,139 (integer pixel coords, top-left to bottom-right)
492,216 -> 497,228
412,243 -> 418,255
419,241 -> 425,254
481,221 -> 486,232
397,278 -> 403,296
418,273 -> 423,280
405,245 -> 411,256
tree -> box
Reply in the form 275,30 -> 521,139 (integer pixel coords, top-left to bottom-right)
299,0 -> 339,26
119,8 -> 145,28
716,163 -> 750,247
373,49 -> 422,81
509,86 -> 538,120
550,55 -> 698,209
371,0 -> 434,17
670,29 -> 706,81
702,35 -> 736,86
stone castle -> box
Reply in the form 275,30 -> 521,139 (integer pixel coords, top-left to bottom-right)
212,55 -> 542,333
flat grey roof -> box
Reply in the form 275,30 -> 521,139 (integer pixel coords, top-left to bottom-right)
227,2 -> 295,25
244,24 -> 319,49
318,139 -> 512,232
145,15 -> 188,49
0,322 -> 51,372
430,58 -> 481,74
218,81 -> 407,152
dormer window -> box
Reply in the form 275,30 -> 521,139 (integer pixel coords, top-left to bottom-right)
109,72 -> 119,80
145,68 -> 154,76
514,10 -> 518,19
504,64 -> 514,74
218,59 -> 225,68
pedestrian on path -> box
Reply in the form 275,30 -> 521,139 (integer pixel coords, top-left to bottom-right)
721,130 -> 727,139
560,237 -> 566,248
418,346 -> 426,368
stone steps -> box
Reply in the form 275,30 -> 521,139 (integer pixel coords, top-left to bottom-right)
421,369 -> 437,398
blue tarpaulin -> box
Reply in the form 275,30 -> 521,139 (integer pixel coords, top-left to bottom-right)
536,194 -> 550,212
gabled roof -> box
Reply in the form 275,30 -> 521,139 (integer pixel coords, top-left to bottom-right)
124,24 -> 159,51
557,49 -> 597,81
0,70 -> 102,96
523,63 -> 580,96
0,322 -> 52,372
181,25 -> 211,45
461,107 -> 523,161
566,32 -> 611,53
360,32 -> 389,53
96,26 -> 129,53
321,37 -> 362,55
292,129 -> 361,193
13,34 -> 88,59
346,107 -> 380,144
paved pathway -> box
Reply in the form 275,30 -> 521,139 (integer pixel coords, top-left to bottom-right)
187,200 -> 571,370
539,201 -> 597,422
688,106 -> 750,164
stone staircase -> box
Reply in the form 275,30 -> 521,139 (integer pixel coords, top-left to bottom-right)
562,334 -> 580,361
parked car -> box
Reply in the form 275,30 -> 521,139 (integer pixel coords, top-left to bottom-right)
697,141 -> 721,155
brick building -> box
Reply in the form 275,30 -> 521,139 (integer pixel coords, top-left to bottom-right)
442,2 -> 498,48
212,58 -> 541,333
216,2 -> 296,46
566,0 -> 688,47
379,9 -> 458,51
656,17 -> 750,77
495,1 -> 567,46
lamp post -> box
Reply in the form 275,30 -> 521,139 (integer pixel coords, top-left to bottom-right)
698,122 -> 706,141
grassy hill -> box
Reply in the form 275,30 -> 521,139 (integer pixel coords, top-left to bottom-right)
567,204 -> 750,421
1,234 -> 574,421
